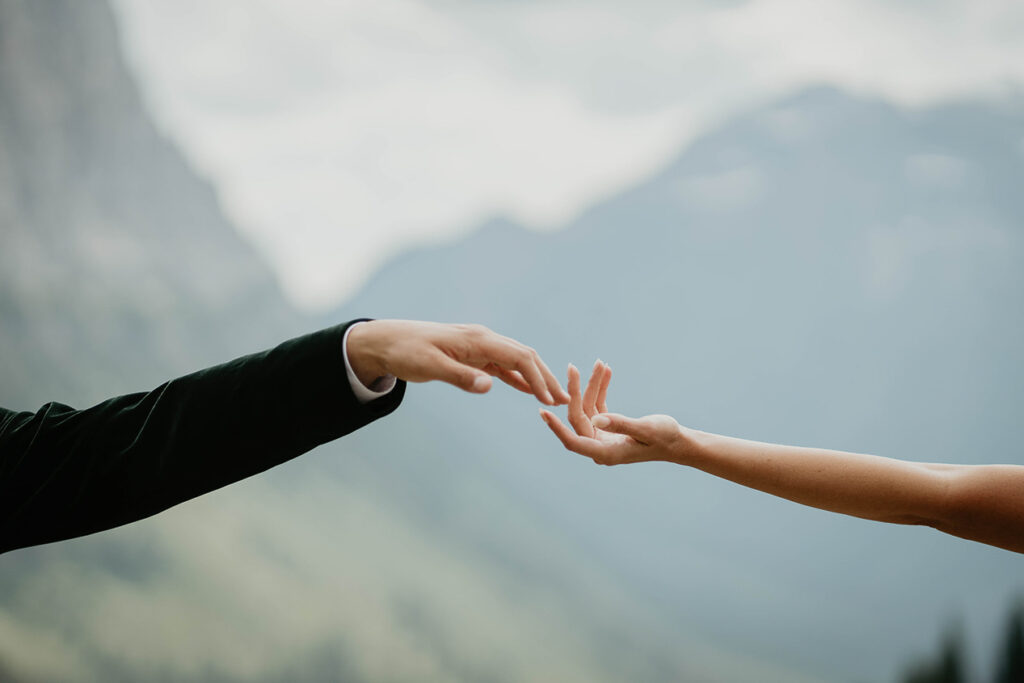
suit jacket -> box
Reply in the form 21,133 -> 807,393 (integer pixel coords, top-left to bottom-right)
0,321 -> 406,554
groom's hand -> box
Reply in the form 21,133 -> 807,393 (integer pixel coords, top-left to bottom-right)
346,320 -> 570,406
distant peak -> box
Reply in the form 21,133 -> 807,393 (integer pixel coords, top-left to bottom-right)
780,83 -> 857,107
476,215 -> 524,235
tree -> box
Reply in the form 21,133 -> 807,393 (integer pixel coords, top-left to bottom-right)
901,626 -> 967,683
994,600 -> 1024,683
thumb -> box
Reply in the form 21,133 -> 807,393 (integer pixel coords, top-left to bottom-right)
591,413 -> 649,440
433,354 -> 493,393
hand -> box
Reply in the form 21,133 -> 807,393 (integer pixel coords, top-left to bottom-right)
540,361 -> 685,465
346,320 -> 570,406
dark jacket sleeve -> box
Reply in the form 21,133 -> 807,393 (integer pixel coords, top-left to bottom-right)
0,321 -> 406,554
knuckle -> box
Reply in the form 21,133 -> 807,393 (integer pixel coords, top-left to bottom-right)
649,414 -> 678,434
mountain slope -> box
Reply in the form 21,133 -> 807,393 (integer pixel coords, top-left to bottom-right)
329,85 -> 1024,682
0,2 -> 819,681
0,0 -> 299,407
2,1 -> 1022,679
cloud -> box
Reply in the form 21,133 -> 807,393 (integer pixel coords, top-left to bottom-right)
114,0 -> 691,309
112,0 -> 1024,309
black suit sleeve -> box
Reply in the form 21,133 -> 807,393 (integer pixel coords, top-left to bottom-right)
0,321 -> 406,555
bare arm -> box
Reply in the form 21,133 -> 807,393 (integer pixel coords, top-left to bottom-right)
679,432 -> 1024,552
540,362 -> 1024,554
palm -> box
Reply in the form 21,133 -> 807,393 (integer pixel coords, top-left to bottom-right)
592,425 -> 632,449
540,361 -> 656,465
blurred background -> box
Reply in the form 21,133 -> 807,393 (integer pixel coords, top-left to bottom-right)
1,0 -> 1023,681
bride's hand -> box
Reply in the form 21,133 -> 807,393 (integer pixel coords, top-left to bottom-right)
540,361 -> 687,466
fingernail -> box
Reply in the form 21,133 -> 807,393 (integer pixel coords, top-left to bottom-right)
472,375 -> 490,392
594,358 -> 602,367
592,415 -> 610,429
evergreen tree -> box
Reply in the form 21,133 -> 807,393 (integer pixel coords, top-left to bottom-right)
994,600 -> 1024,683
901,626 -> 967,683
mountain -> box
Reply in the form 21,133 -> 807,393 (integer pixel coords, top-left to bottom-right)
0,2 -> 812,681
0,0 -> 299,407
2,0 -> 1023,681
327,85 -> 1024,682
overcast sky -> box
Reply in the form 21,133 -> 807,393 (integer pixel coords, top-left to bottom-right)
112,0 -> 1024,310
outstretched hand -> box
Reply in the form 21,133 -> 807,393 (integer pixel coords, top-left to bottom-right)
346,320 -> 570,406
540,361 -> 685,464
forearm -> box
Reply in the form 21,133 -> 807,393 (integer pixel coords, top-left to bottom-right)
670,429 -> 947,524
932,465 -> 1024,553
671,430 -> 1024,552
0,322 -> 405,554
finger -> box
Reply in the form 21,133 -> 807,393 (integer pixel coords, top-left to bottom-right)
431,352 -> 493,393
493,334 -> 567,405
540,409 -> 602,458
591,412 -> 651,443
465,332 -> 555,405
485,363 -> 533,395
535,354 -> 570,405
582,359 -> 603,417
597,363 -> 612,414
512,349 -> 556,405
566,364 -> 594,437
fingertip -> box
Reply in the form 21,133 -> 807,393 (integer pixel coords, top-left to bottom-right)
567,366 -> 580,396
592,414 -> 611,429
471,375 -> 492,393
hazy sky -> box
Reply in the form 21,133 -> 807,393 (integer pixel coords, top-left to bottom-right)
112,0 -> 1024,310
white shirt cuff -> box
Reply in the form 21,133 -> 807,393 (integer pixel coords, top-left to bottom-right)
342,322 -> 397,404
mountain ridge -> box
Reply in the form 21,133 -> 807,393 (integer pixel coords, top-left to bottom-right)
0,0 -> 300,406
2,1 -> 1022,678
329,82 -> 1024,682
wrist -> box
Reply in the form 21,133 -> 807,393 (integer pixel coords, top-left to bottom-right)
346,321 -> 390,387
666,425 -> 709,467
